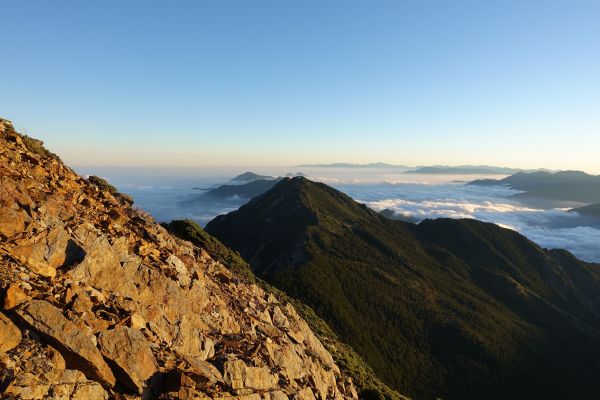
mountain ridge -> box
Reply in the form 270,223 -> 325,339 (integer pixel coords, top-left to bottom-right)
206,176 -> 600,400
164,219 -> 407,400
469,170 -> 600,205
405,165 -> 550,175
297,163 -> 410,169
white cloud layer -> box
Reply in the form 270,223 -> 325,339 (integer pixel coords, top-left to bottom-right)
112,176 -> 600,263
334,182 -> 600,263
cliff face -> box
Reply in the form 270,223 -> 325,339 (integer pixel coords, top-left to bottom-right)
0,118 -> 357,400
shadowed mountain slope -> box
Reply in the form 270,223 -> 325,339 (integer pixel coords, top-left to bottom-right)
164,219 -> 407,400
206,177 -> 600,400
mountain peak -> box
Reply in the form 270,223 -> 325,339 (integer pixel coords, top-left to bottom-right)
230,171 -> 274,183
206,174 -> 600,400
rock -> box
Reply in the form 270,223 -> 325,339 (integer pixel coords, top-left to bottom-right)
3,372 -> 50,399
108,207 -> 129,225
45,226 -> 72,267
295,388 -> 317,400
183,355 -> 223,385
129,312 -> 146,330
68,237 -> 121,285
161,370 -> 197,400
272,306 -> 290,331
3,283 -> 31,310
0,311 -> 21,353
97,326 -> 158,394
19,256 -> 57,278
0,205 -> 26,238
223,359 -> 278,391
167,254 -> 191,286
11,226 -> 81,272
16,300 -> 116,387
46,344 -> 67,375
266,342 -> 305,381
172,315 -> 214,360
50,369 -> 109,400
267,391 -> 290,400
71,291 -> 94,315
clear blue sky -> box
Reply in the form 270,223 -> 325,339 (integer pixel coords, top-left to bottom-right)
1,1 -> 599,172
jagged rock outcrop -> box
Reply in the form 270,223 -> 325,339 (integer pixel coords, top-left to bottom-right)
0,118 -> 357,399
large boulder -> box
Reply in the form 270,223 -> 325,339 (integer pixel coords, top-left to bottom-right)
223,359 -> 278,390
0,311 -> 21,353
16,300 -> 116,387
11,226 -> 84,273
3,282 -> 31,310
0,205 -> 27,238
98,326 -> 158,395
3,369 -> 108,400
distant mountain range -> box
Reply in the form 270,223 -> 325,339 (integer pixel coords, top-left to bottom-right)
571,202 -> 600,218
469,170 -> 600,205
196,179 -> 282,201
189,172 -> 303,203
206,177 -> 600,400
297,163 -> 557,175
298,162 -> 410,169
230,171 -> 275,183
405,165 -> 552,175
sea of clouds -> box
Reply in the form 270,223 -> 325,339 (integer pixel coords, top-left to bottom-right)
336,182 -> 600,263
80,167 -> 600,263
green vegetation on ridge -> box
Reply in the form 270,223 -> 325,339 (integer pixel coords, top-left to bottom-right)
206,177 -> 600,400
164,219 -> 406,400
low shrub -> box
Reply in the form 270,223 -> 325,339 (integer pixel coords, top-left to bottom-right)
88,175 -> 118,194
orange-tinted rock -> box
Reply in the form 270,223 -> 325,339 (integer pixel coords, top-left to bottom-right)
16,300 -> 116,387
0,205 -> 26,238
0,311 -> 21,353
223,359 -> 278,390
3,283 -> 31,310
98,326 -> 158,394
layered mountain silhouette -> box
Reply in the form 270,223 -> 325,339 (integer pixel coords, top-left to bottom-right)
230,171 -> 275,183
405,165 -> 529,174
206,177 -> 600,400
469,170 -> 600,205
571,202 -> 600,217
298,162 -> 409,169
199,179 -> 281,201
190,172 -> 304,204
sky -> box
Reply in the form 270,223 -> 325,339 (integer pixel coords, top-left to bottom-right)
1,1 -> 599,172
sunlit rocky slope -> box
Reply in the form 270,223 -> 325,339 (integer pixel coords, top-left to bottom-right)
0,118 -> 358,399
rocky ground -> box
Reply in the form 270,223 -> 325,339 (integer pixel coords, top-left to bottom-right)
0,118 -> 358,400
